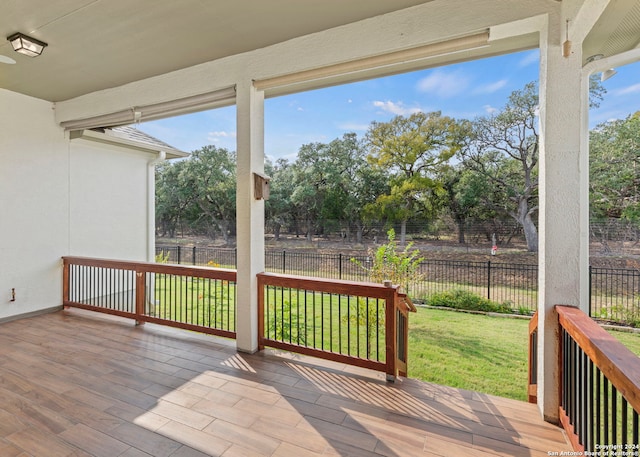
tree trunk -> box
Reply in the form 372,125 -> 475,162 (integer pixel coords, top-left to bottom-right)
521,213 -> 538,252
306,219 -> 313,242
356,223 -> 363,244
456,218 -> 466,244
400,219 -> 407,245
274,223 -> 281,241
516,198 -> 538,252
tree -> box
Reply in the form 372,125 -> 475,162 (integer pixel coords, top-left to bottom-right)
286,133 -> 385,243
180,145 -> 237,243
437,163 -> 499,244
590,112 -> 640,221
156,159 -> 193,238
365,111 -> 461,243
461,82 -> 539,252
265,158 -> 296,241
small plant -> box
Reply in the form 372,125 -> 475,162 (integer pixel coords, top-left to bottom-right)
515,305 -> 534,316
267,300 -> 308,345
424,289 -> 513,314
343,297 -> 384,357
352,228 -> 424,293
155,250 -> 171,264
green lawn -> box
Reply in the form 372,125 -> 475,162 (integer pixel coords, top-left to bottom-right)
407,307 -> 640,402
608,328 -> 640,354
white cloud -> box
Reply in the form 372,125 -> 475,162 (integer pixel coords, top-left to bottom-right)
372,100 -> 422,116
474,79 -> 508,94
416,70 -> 470,97
207,131 -> 236,142
483,104 -> 498,114
615,83 -> 640,95
518,50 -> 539,68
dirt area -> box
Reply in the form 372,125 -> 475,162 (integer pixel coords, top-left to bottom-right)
156,234 -> 640,270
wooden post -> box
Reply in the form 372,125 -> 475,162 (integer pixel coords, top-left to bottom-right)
135,271 -> 146,326
62,258 -> 70,308
257,273 -> 265,350
384,280 -> 397,382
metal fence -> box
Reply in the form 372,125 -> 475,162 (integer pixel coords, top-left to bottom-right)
156,245 -> 640,322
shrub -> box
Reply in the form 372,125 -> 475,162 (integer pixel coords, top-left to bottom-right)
424,289 -> 513,314
351,228 -> 424,293
595,304 -> 640,328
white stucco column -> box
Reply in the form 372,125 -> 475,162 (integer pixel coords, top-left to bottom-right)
235,80 -> 265,353
537,14 -> 590,422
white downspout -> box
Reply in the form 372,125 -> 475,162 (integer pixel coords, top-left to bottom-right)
147,151 -> 166,262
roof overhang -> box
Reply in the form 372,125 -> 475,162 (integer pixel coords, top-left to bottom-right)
69,128 -> 188,159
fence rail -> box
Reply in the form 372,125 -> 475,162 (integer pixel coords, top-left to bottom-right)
157,245 -> 640,322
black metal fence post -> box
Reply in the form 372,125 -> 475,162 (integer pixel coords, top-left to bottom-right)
487,260 -> 491,301
339,253 -> 343,280
177,246 -> 182,264
192,246 -> 197,265
282,250 -> 286,274
589,265 -> 593,317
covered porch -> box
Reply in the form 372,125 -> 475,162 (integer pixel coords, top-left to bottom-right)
0,308 -> 569,456
2,0 -> 640,453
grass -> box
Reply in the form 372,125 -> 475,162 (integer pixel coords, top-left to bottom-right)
151,274 -> 640,403
407,307 -> 640,402
608,328 -> 640,354
408,307 -> 530,401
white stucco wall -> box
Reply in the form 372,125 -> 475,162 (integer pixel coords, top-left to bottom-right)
69,140 -> 151,261
0,89 -> 70,319
0,88 -> 153,321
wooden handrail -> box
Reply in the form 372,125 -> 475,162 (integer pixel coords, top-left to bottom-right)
556,305 -> 640,414
62,256 -> 237,281
257,271 -> 399,298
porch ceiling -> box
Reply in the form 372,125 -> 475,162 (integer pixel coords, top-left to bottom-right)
0,0 -> 432,102
1,1 -> 639,104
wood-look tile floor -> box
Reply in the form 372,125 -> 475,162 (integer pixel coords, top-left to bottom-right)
0,309 -> 570,456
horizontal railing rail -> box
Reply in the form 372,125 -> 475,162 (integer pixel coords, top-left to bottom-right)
257,272 -> 415,380
63,256 -> 237,339
556,305 -> 640,451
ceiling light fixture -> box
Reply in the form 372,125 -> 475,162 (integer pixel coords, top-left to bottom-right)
7,32 -> 48,57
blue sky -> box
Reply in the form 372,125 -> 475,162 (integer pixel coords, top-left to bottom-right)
139,49 -> 640,161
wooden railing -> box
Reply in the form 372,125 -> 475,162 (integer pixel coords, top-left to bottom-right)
530,306 -> 640,451
257,272 -> 416,381
62,256 -> 237,338
63,257 -> 417,380
557,305 -> 640,451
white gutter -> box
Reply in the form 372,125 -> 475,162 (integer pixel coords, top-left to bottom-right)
148,151 -> 166,262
